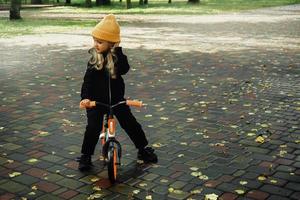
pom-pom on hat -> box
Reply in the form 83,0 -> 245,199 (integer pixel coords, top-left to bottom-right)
91,14 -> 120,43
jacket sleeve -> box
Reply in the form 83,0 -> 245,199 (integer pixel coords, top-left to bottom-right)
80,64 -> 93,100
114,47 -> 130,76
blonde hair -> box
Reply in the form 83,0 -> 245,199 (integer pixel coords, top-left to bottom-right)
88,47 -> 117,79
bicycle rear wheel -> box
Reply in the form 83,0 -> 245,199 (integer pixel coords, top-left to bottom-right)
107,146 -> 118,183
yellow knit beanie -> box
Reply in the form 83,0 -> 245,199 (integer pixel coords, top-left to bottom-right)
91,14 -> 120,43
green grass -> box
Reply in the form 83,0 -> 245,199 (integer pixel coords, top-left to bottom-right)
0,18 -> 96,37
1,0 -> 299,37
40,0 -> 300,14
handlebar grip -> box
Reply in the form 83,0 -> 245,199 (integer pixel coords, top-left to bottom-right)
126,100 -> 143,107
79,100 -> 96,109
90,101 -> 96,107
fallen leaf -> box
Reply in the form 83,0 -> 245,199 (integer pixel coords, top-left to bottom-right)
205,193 -> 218,200
190,167 -> 199,171
255,136 -> 265,143
31,185 -> 38,190
191,189 -> 202,194
28,158 -> 38,163
258,175 -> 267,181
9,172 -> 21,178
239,181 -> 248,185
139,182 -> 147,187
90,177 -> 99,182
133,189 -> 140,194
235,189 -> 245,195
93,186 -> 102,191
152,143 -> 163,148
145,195 -> 152,200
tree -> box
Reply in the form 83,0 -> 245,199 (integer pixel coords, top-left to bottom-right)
31,0 -> 42,4
188,0 -> 199,3
96,0 -> 110,6
126,0 -> 131,9
85,0 -> 92,7
66,0 -> 71,4
10,0 -> 21,20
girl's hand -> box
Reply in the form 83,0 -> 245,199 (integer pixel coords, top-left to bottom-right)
80,99 -> 91,109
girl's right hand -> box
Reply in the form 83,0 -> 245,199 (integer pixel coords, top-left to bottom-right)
80,99 -> 91,109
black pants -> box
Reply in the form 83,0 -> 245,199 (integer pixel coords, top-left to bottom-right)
81,104 -> 148,155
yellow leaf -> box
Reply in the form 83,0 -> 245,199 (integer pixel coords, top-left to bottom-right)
160,179 -> 169,183
205,193 -> 218,200
28,192 -> 36,196
145,195 -> 152,200
93,186 -> 102,191
191,172 -> 202,177
190,167 -> 199,171
31,185 -> 38,190
9,172 -> 21,178
261,124 -> 269,128
255,136 -> 265,143
152,143 -> 163,148
168,187 -> 174,193
239,181 -> 248,185
235,189 -> 245,195
191,189 -> 202,194
199,175 -> 209,180
90,177 -> 99,182
28,158 -> 38,163
139,183 -> 147,187
270,179 -> 277,184
133,189 -> 140,194
247,133 -> 256,137
258,175 -> 267,181
178,154 -> 184,158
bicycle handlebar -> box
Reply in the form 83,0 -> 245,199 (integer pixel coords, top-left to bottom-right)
80,100 -> 143,109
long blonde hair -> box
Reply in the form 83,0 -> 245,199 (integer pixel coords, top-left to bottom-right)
88,47 -> 117,79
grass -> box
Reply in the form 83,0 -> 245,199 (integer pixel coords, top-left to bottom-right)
0,18 -> 96,37
37,0 -> 300,14
0,0 -> 299,37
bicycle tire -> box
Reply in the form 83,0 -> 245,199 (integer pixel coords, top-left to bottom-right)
107,146 -> 118,183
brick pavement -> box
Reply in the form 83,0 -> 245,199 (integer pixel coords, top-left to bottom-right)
0,5 -> 299,200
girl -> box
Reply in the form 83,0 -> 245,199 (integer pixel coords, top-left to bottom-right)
79,14 -> 157,171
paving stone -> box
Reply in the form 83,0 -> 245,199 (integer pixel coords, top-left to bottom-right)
246,190 -> 270,199
260,184 -> 293,196
0,180 -> 29,193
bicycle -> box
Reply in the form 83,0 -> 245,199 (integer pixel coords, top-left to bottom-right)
80,99 -> 143,183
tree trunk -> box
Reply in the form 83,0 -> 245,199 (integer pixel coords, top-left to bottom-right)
85,0 -> 92,7
144,0 -> 148,5
31,0 -> 42,4
139,0 -> 143,5
96,0 -> 110,6
66,0 -> 71,4
126,0 -> 131,9
10,0 -> 21,20
188,0 -> 199,3
168,0 -> 171,3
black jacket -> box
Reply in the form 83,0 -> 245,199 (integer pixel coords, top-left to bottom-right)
80,47 -> 130,104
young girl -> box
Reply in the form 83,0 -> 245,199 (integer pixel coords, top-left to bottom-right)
78,14 -> 157,171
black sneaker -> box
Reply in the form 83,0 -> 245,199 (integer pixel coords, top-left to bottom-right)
78,154 -> 93,171
137,147 -> 158,163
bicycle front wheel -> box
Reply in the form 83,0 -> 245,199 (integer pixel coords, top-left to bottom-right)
107,146 -> 118,183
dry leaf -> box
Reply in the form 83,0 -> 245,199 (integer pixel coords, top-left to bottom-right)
239,181 -> 248,185
90,177 -> 99,182
205,193 -> 218,200
255,136 -> 265,143
235,189 -> 245,195
9,172 -> 21,178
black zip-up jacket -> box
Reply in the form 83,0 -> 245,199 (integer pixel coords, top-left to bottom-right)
80,47 -> 130,104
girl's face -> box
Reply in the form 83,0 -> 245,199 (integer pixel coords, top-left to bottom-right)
93,38 -> 113,53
